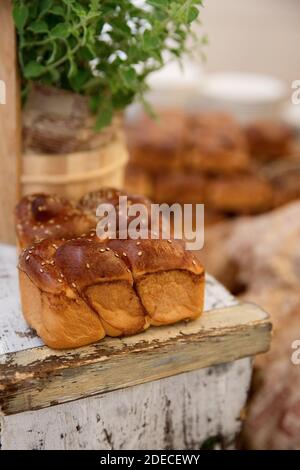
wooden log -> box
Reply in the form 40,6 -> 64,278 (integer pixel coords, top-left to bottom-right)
0,1 -> 21,244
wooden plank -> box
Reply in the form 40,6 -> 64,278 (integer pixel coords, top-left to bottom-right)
0,243 -> 237,355
0,1 -> 21,244
0,358 -> 252,450
0,303 -> 271,416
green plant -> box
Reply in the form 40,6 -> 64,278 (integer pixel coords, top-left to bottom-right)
13,0 -> 204,129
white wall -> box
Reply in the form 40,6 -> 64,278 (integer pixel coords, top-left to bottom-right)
199,0 -> 300,83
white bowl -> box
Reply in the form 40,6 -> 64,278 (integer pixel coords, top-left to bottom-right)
199,72 -> 289,122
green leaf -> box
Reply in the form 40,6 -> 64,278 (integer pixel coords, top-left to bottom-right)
51,23 -> 69,39
13,5 -> 29,32
95,102 -> 113,130
68,60 -> 78,79
49,6 -> 65,17
143,31 -> 160,50
69,69 -> 90,91
148,0 -> 169,7
28,21 -> 49,34
187,6 -> 199,23
39,0 -> 53,16
90,0 -> 101,11
119,67 -> 137,89
23,62 -> 46,79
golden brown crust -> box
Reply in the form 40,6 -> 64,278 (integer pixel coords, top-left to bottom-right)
79,188 -> 157,236
78,187 -> 127,213
18,235 -> 205,348
15,189 -> 154,250
19,271 -> 106,349
78,187 -> 152,219
19,237 -> 132,295
15,193 -> 95,249
106,237 -> 204,278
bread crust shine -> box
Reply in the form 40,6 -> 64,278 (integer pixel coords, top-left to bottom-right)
18,235 -> 205,349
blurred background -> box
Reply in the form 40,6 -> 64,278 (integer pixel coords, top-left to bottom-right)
123,0 -> 300,450
201,0 -> 300,82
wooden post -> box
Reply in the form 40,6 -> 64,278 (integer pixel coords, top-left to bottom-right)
0,0 -> 21,244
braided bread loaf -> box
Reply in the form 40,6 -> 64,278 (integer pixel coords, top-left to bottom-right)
18,234 -> 205,349
15,188 -> 152,248
15,193 -> 94,249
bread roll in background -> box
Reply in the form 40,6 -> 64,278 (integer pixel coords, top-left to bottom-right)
245,120 -> 295,161
206,174 -> 273,214
125,110 -> 299,221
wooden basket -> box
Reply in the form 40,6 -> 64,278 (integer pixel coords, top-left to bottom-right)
22,130 -> 129,201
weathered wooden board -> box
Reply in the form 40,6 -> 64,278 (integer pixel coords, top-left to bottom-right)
0,303 -> 270,416
0,358 -> 252,450
0,1 -> 21,245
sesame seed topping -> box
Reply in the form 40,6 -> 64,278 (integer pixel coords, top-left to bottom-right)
123,252 -> 127,257
26,255 -> 30,261
58,279 -> 63,283
40,269 -> 44,273
136,241 -> 141,246
56,225 -> 61,229
28,250 -> 32,254
106,247 -> 110,251
41,262 -> 45,266
167,239 -> 172,244
86,263 -> 90,269
60,273 -> 64,278
52,244 -> 58,249
100,248 -> 105,253
45,230 -> 50,235
72,282 -> 77,289
115,253 -> 119,258
192,260 -> 197,265
138,251 -> 143,257
127,268 -> 131,273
